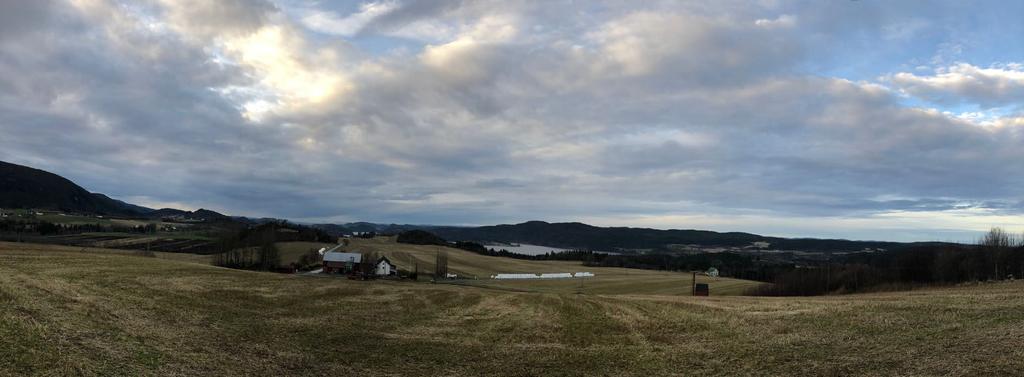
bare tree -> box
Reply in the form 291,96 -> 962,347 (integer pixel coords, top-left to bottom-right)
360,251 -> 378,278
980,227 -> 1021,280
434,249 -> 448,280
981,227 -> 1015,249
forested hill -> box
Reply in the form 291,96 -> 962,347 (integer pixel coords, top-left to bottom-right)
432,221 -> 764,249
0,160 -> 145,215
0,160 -> 232,221
313,220 -> 925,252
428,221 -> 915,252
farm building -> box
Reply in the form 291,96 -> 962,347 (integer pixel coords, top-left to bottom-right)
706,267 -> 719,277
375,256 -> 396,276
322,251 -> 363,274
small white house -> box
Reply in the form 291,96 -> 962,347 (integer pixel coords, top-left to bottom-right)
375,256 -> 396,276
706,267 -> 720,277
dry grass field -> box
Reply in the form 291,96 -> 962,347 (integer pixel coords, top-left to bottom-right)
342,237 -> 757,295
273,241 -> 335,267
0,241 -> 212,264
3,241 -> 1024,376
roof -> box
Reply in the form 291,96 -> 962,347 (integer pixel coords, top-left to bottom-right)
322,244 -> 345,254
376,256 -> 395,266
323,252 -> 362,263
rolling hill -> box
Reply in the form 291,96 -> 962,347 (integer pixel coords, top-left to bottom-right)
0,160 -> 148,215
2,241 -> 1022,376
0,160 -> 230,221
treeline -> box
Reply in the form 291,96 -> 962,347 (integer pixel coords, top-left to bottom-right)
0,218 -> 160,235
751,228 -> 1024,296
213,221 -> 333,271
479,244 -> 609,262
465,240 -> 780,277
396,231 -> 772,277
396,230 -> 446,245
396,228 -> 1024,296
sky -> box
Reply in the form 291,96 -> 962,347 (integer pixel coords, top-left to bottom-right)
1,0 -> 1023,242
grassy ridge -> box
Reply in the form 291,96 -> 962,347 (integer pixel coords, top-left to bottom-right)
2,243 -> 1024,376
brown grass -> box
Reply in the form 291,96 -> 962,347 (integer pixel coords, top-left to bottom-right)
2,242 -> 1024,376
273,241 -> 335,267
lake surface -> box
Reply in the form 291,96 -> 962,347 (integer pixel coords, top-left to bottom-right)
485,243 -> 569,256
484,243 -> 617,256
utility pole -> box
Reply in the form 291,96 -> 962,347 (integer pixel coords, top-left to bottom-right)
691,271 -> 697,296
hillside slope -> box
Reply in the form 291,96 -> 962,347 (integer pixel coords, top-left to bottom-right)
2,242 -> 1023,376
0,161 -> 234,222
0,160 -> 148,215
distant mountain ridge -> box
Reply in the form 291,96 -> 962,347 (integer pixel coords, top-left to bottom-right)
0,159 -> 944,253
148,208 -> 230,221
312,220 -> 937,253
0,160 -> 227,220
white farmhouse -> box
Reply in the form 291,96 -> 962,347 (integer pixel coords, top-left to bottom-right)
706,267 -> 720,277
375,256 -> 397,276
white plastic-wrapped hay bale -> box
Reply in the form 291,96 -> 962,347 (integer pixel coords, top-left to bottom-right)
574,272 -> 595,278
494,273 -> 541,280
539,273 -> 573,279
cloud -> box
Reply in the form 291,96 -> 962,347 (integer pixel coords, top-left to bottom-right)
890,63 -> 1024,108
299,1 -> 399,37
155,0 -> 278,38
0,0 -> 56,40
1,0 -> 1023,241
585,11 -> 802,80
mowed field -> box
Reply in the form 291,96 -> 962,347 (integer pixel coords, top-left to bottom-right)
3,242 -> 1024,376
342,237 -> 757,295
274,241 -> 335,266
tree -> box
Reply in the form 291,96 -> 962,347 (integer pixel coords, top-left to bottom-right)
360,251 -> 378,277
434,249 -> 448,280
980,227 -> 1020,280
258,243 -> 280,271
980,227 -> 1014,252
